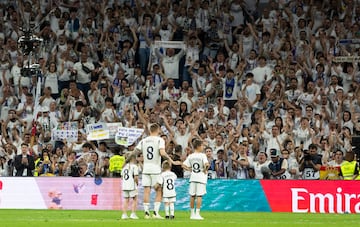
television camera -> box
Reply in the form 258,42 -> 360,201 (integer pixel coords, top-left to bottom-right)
17,8 -> 55,77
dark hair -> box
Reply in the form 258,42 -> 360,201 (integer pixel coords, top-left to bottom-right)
275,116 -> 284,131
345,151 -> 355,162
112,145 -> 125,155
258,151 -> 268,158
246,72 -> 254,78
343,110 -> 352,122
105,97 -> 113,103
174,145 -> 182,153
48,62 -> 57,71
75,101 -> 84,106
143,13 -> 153,22
82,143 -> 92,149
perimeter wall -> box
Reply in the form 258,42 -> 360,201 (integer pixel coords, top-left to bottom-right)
1,178 -> 359,213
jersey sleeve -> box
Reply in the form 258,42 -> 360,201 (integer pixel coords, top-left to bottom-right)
159,137 -> 166,150
158,173 -> 164,185
135,140 -> 142,152
133,164 -> 139,176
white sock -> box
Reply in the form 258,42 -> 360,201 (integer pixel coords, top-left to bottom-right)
164,204 -> 169,216
143,203 -> 150,214
154,202 -> 161,214
196,209 -> 200,216
191,208 -> 195,216
170,203 -> 175,216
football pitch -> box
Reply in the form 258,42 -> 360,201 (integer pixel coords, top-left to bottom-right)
0,210 -> 359,227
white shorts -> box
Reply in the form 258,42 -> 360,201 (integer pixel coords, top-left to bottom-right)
163,197 -> 176,203
189,182 -> 207,196
123,189 -> 138,198
142,174 -> 161,187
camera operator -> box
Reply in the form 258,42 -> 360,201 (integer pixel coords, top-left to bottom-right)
299,144 -> 322,180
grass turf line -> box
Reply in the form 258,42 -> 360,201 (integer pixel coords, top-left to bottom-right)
0,210 -> 359,227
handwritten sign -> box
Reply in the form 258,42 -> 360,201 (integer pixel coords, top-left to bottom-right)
86,123 -> 122,141
86,123 -> 109,141
106,123 -> 122,138
56,122 -> 78,130
115,127 -> 144,147
51,122 -> 78,142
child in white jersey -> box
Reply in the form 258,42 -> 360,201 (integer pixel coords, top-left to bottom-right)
157,161 -> 177,219
183,139 -> 210,220
121,153 -> 139,220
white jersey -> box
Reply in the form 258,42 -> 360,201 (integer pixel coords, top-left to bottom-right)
121,163 -> 139,191
252,161 -> 270,179
183,152 -> 209,184
159,170 -> 177,198
135,136 -> 165,174
302,167 -> 320,180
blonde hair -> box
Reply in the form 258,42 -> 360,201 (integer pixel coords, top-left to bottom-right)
123,152 -> 136,168
162,160 -> 172,170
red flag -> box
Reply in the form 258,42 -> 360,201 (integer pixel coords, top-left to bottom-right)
30,120 -> 37,148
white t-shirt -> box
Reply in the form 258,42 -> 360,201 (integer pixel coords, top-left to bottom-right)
159,170 -> 177,198
252,160 -> 270,179
183,152 -> 209,184
122,163 -> 139,191
44,72 -> 59,94
136,135 -> 165,174
161,50 -> 185,80
73,61 -> 94,84
242,83 -> 261,105
252,65 -> 273,86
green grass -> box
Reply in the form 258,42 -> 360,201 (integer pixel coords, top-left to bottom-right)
0,210 -> 359,227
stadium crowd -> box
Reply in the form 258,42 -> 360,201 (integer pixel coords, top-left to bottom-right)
0,0 -> 360,180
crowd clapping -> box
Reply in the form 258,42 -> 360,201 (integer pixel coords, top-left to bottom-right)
0,0 -> 360,179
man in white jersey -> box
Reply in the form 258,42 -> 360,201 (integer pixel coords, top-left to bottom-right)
135,123 -> 176,219
157,161 -> 177,219
251,151 -> 270,179
183,139 -> 210,220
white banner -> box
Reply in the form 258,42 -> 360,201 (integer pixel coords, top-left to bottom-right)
33,76 -> 42,120
107,123 -> 122,138
51,122 -> 78,142
154,41 -> 186,49
339,39 -> 360,44
115,127 -> 144,146
86,123 -> 109,141
332,56 -> 360,62
86,123 -> 122,141
51,129 -> 78,142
